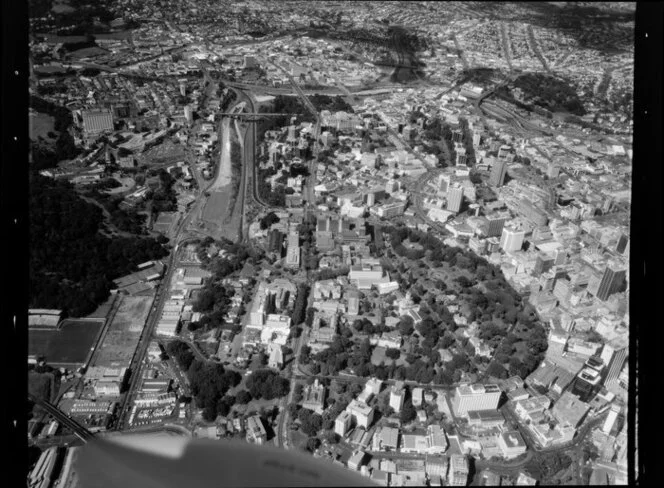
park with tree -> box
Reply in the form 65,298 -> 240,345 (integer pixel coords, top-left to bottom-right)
302,223 -> 549,384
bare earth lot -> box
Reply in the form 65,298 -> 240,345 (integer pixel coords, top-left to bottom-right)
90,295 -> 153,369
201,191 -> 231,224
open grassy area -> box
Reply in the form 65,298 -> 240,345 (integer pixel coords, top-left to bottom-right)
69,46 -> 108,59
290,429 -> 310,452
370,346 -> 406,367
28,371 -> 53,403
29,320 -> 103,366
141,140 -> 186,166
29,112 -> 56,142
51,0 -> 76,15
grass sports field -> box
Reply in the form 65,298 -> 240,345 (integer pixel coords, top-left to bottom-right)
29,320 -> 103,366
29,112 -> 56,141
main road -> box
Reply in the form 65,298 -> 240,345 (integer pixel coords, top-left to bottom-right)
114,246 -> 180,430
115,139 -> 227,429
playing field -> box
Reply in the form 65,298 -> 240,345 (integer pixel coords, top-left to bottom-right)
69,46 -> 108,59
91,295 -> 154,369
28,320 -> 104,366
29,112 -> 55,141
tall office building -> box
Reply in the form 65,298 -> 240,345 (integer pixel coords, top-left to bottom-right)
553,248 -> 567,266
452,384 -> 501,416
447,185 -> 464,213
489,159 -> 507,187
447,454 -> 469,486
616,233 -> 629,255
335,411 -> 352,437
533,253 -> 555,276
497,145 -> 512,159
473,131 -> 482,147
600,341 -> 628,387
287,125 -> 297,144
389,382 -> 405,413
602,405 -> 621,435
602,196 -> 615,214
571,367 -> 602,402
438,174 -> 451,193
456,147 -> 468,166
595,262 -> 627,301
483,212 -> 509,237
500,227 -> 525,253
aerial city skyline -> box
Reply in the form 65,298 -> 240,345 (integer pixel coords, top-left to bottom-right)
25,1 -> 636,486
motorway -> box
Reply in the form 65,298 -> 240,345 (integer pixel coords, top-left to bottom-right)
113,73 -> 275,433
29,394 -> 94,443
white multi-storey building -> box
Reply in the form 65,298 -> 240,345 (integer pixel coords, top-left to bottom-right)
447,454 -> 469,486
335,411 -> 352,437
452,384 -> 501,417
500,226 -> 525,253
346,399 -> 374,429
390,382 -> 406,413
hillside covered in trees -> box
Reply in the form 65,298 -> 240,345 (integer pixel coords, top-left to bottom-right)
29,95 -> 80,170
29,173 -> 169,317
509,74 -> 586,116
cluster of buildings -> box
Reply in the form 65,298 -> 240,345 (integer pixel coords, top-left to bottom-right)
348,453 -> 472,487
319,374 -> 623,478
128,369 -> 178,427
29,2 -> 635,485
28,447 -> 65,488
113,261 -> 164,296
156,266 -> 211,337
243,279 -> 297,350
62,398 -> 117,433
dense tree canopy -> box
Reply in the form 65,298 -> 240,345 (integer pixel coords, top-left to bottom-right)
29,174 -> 168,316
306,222 -> 550,384
188,360 -> 241,420
246,369 -> 290,400
290,284 -> 309,326
400,399 -> 417,424
166,340 -> 196,371
236,390 -> 253,404
259,212 -> 280,230
297,408 -> 323,437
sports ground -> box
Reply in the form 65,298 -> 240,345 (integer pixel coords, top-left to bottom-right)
28,320 -> 104,367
